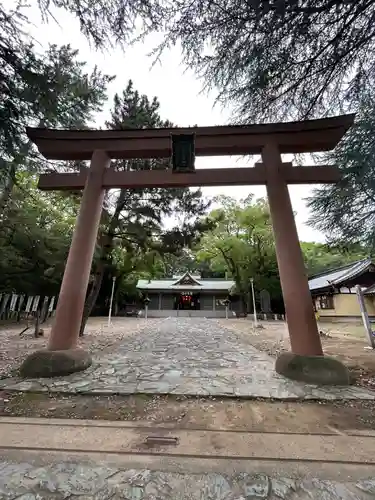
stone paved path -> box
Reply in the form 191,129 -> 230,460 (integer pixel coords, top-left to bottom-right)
0,318 -> 374,400
1,459 -> 375,499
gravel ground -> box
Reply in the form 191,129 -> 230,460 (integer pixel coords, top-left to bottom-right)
220,320 -> 375,392
1,392 -> 375,432
0,317 -> 151,379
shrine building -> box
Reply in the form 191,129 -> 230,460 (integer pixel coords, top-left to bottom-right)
136,272 -> 236,317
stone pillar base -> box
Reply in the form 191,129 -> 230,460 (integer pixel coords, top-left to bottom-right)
275,352 -> 350,385
20,349 -> 92,378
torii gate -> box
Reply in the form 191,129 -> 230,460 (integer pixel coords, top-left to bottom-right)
21,114 -> 354,383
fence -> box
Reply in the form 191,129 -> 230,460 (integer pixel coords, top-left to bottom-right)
0,293 -> 56,322
234,312 -> 286,320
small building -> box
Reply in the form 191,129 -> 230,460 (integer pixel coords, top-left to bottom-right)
136,271 -> 236,317
309,258 -> 375,321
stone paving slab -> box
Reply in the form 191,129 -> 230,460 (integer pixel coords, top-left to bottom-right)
0,459 -> 375,499
0,318 -> 374,400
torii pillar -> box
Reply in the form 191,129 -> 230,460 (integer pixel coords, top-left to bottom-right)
262,143 -> 323,356
261,144 -> 349,384
20,150 -> 110,377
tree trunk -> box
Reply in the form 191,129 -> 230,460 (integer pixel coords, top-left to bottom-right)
241,295 -> 248,316
79,265 -> 105,336
40,300 -> 49,324
34,311 -> 40,338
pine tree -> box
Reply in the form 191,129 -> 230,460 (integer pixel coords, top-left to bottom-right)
307,92 -> 375,251
0,37 -> 113,209
79,81 -> 210,334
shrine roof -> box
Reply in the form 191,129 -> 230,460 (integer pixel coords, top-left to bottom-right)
136,276 -> 235,292
308,258 -> 374,292
171,271 -> 202,287
27,114 -> 354,161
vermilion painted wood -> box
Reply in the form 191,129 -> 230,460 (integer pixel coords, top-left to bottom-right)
38,165 -> 341,191
27,114 -> 354,161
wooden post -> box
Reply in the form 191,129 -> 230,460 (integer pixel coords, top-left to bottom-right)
250,278 -> 258,327
355,285 -> 375,349
108,277 -> 116,328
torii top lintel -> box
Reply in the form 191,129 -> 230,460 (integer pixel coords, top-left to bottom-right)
26,114 -> 354,161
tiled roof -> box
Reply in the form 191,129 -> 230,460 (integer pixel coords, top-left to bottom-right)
308,258 -> 373,292
136,278 -> 235,291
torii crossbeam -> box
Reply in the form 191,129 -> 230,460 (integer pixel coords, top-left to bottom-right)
21,114 -> 355,384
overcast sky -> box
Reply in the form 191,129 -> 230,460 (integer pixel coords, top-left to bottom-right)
21,2 -> 326,243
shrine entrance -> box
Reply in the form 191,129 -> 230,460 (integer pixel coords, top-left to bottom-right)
175,292 -> 201,311
20,114 -> 355,384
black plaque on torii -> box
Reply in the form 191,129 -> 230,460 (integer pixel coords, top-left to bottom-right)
171,133 -> 196,173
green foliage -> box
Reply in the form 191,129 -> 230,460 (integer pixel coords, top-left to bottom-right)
1,38 -> 112,160
36,0 -> 165,49
83,80 -> 210,317
26,0 -> 375,254
0,2 -> 113,211
32,0 -> 375,120
157,249 -> 202,277
301,242 -> 368,276
103,79 -> 210,258
0,173 -> 77,294
0,1 -> 114,299
195,195 -> 281,310
150,0 -> 375,120
306,93 -> 375,250
194,195 -> 368,312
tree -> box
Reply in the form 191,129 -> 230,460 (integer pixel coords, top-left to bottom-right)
0,2 -> 116,321
0,1 -> 113,209
30,0 -> 375,121
306,93 -> 375,250
194,195 -> 367,314
301,241 -> 368,276
0,172 -> 77,295
79,81 -> 210,334
196,195 -> 281,313
159,248 -> 205,277
31,0 -> 164,49
27,0 -> 375,254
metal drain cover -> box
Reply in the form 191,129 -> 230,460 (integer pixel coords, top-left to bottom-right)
145,436 -> 179,446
